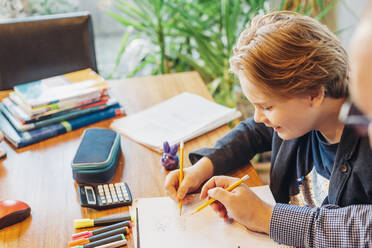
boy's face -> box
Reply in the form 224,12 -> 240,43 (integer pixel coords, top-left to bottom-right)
239,74 -> 318,140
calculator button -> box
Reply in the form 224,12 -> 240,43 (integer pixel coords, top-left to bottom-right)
98,185 -> 104,193
103,184 -> 110,193
115,186 -> 124,201
103,185 -> 111,202
115,184 -> 123,195
117,191 -> 124,198
109,185 -> 116,195
104,186 -> 110,194
109,184 -> 118,198
119,183 -> 127,194
109,184 -> 115,191
98,192 -> 105,202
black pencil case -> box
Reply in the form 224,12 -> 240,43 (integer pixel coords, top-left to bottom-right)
71,128 -> 121,184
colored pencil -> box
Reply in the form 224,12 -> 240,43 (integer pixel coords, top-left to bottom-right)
192,175 -> 249,214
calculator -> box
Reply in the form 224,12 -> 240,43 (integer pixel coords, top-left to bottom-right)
77,182 -> 133,209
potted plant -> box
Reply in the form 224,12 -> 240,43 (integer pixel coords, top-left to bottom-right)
104,0 -> 338,115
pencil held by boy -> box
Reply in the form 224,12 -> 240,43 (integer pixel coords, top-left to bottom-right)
166,10 -> 372,247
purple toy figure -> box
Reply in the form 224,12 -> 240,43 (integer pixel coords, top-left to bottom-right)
161,141 -> 179,170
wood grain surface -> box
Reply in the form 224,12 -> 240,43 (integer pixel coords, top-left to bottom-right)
0,72 -> 263,247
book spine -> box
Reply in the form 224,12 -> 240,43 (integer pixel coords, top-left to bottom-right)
12,68 -> 109,108
67,105 -> 123,130
20,97 -> 110,124
2,97 -> 30,123
12,90 -> 108,118
3,99 -> 120,132
27,86 -> 108,109
8,92 -> 36,117
0,104 -> 35,131
29,90 -> 107,113
0,111 -> 22,148
32,102 -> 119,130
17,105 -> 123,148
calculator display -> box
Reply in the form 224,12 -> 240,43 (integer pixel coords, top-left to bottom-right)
84,186 -> 96,204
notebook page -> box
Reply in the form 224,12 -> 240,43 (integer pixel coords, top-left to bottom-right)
133,186 -> 278,248
111,92 -> 241,152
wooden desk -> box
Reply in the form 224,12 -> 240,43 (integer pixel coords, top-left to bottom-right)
0,71 -> 263,247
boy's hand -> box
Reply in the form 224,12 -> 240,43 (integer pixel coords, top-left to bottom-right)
200,176 -> 273,234
164,156 -> 214,204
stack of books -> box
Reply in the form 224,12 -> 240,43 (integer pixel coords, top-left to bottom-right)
0,68 -> 124,148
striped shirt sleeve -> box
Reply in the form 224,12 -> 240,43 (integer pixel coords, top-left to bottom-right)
269,203 -> 372,247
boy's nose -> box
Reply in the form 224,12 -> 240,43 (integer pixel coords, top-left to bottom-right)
253,108 -> 266,124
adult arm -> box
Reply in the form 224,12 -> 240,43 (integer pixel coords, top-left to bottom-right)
270,203 -> 372,247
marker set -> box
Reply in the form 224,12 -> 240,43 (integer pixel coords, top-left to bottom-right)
70,216 -> 133,248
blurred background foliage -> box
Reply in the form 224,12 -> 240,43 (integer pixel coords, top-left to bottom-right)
0,0 -> 78,18
0,0 -> 349,117
103,0 -> 338,117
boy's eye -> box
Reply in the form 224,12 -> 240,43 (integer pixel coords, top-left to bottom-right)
263,106 -> 273,111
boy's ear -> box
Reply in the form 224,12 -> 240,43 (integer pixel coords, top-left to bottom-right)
308,86 -> 325,107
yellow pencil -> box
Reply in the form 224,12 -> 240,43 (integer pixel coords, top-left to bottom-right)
178,141 -> 184,216
192,174 -> 249,215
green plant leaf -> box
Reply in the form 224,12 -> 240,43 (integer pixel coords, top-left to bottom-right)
112,3 -> 153,31
116,0 -> 152,23
104,10 -> 153,36
107,29 -> 133,79
106,0 -> 273,109
128,55 -> 157,77
315,0 -> 339,21
208,77 -> 223,96
178,53 -> 215,80
334,24 -> 353,35
315,0 -> 325,10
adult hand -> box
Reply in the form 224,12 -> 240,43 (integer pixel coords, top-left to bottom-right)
164,156 -> 214,204
200,176 -> 273,234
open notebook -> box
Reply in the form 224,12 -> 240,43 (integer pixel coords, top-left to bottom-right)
132,186 -> 278,248
110,92 -> 241,152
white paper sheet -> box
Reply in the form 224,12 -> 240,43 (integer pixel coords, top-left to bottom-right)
111,92 -> 241,152
134,186 -> 279,248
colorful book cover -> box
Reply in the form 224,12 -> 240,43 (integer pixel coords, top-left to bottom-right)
10,90 -> 107,116
14,68 -> 109,108
0,104 -> 124,148
6,94 -> 109,124
1,98 -> 119,131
